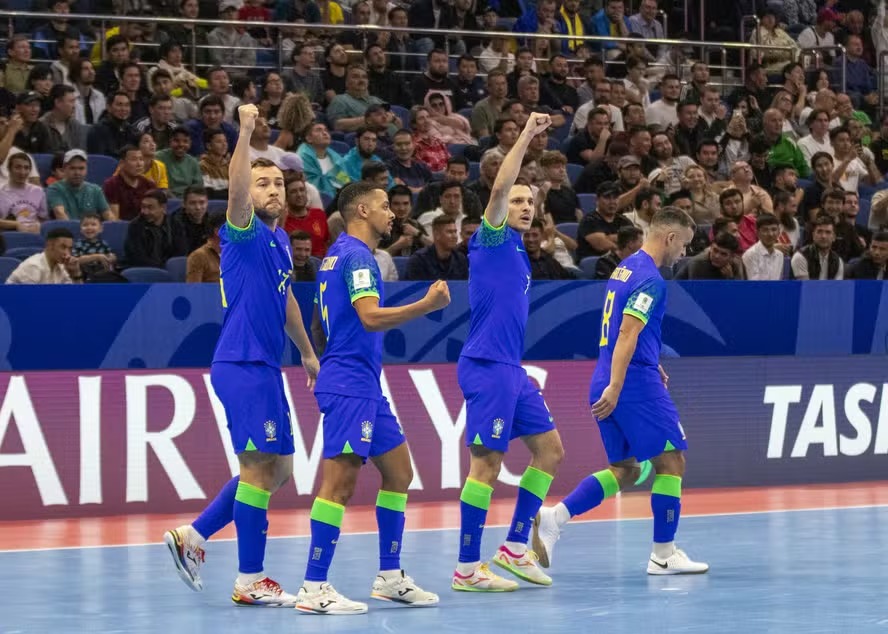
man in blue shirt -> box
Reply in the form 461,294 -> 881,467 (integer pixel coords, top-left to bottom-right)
533,207 -> 710,576
295,182 -> 450,615
451,113 -> 565,593
164,104 -> 321,606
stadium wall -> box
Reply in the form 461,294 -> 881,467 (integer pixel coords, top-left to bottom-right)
3,357 -> 888,521
0,281 -> 887,372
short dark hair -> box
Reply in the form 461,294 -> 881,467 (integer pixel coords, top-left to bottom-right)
105,34 -> 128,52
650,206 -> 696,232
773,190 -> 795,208
439,180 -> 462,195
812,214 -> 836,230
388,184 -> 412,200
462,215 -> 482,228
634,188 -> 659,209
432,214 -> 456,229
530,217 -> 544,230
142,189 -> 168,205
289,230 -> 312,242
46,227 -> 74,241
821,188 -> 846,205
667,189 -> 692,204
755,213 -> 780,230
713,216 -> 737,234
872,231 -> 888,242
171,125 -> 191,139
616,225 -> 643,249
7,151 -> 31,169
184,185 -> 208,201
119,144 -> 140,158
50,83 -> 75,105
149,93 -> 173,108
393,128 -> 412,140
339,181 -> 382,221
719,188 -> 743,207
361,160 -> 388,181
810,151 -> 834,168
447,156 -> 470,170
199,95 -> 225,112
203,128 -> 226,145
829,126 -> 851,142
209,213 -> 226,231
713,231 -> 739,251
80,213 -> 102,224
676,100 -> 698,114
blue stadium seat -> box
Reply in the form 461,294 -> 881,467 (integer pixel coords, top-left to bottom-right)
579,256 -> 599,279
87,155 -> 120,186
546,136 -> 560,150
390,105 -> 410,130
343,132 -> 356,147
122,267 -> 173,283
329,140 -> 350,155
392,256 -> 409,279
165,256 -> 188,282
41,220 -> 81,239
320,192 -> 333,210
0,256 -> 20,282
859,198 -> 871,227
783,256 -> 792,280
555,222 -> 578,240
566,163 -> 583,183
207,200 -> 228,216
4,232 -> 44,249
578,193 -> 596,212
796,178 -> 813,190
101,220 -> 130,260
458,107 -> 473,119
6,246 -> 43,260
448,143 -> 469,158
552,115 -> 573,142
469,162 -> 480,180
33,153 -> 54,183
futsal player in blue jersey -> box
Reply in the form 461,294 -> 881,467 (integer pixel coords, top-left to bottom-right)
450,113 -> 565,593
532,207 -> 709,575
163,104 -> 321,606
294,181 -> 450,615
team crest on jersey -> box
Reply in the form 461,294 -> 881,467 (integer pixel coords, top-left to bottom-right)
264,420 -> 277,442
361,420 -> 374,442
491,418 -> 505,439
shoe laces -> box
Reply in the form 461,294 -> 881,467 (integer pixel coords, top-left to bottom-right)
477,563 -> 496,577
255,578 -> 282,596
192,546 -> 206,563
524,550 -> 540,564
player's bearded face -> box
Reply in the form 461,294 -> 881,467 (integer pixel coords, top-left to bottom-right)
251,167 -> 286,221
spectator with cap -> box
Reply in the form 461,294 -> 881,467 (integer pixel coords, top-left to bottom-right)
674,232 -> 746,279
208,2 -> 258,68
614,154 -> 647,212
40,84 -> 88,152
575,180 -> 634,261
47,149 -> 112,220
798,9 -> 839,64
124,189 -> 189,268
594,225 -> 644,279
103,145 -> 156,221
14,91 -> 53,154
6,227 -> 81,284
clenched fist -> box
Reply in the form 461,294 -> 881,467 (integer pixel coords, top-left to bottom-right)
238,103 -> 259,131
424,279 -> 451,312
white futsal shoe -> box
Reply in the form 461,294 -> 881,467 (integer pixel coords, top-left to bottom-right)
647,548 -> 709,575
451,563 -> 519,592
531,507 -> 562,569
492,546 -> 552,586
231,577 -> 300,606
370,570 -> 440,606
295,582 -> 369,615
163,526 -> 205,592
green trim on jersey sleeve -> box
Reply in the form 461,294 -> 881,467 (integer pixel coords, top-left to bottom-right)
345,251 -> 381,303
225,206 -> 256,241
622,307 -> 650,325
479,215 -> 508,247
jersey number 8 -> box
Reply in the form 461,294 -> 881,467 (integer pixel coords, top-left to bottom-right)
599,290 -> 615,347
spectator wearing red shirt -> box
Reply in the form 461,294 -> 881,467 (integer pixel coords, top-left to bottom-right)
237,0 -> 272,44
410,105 -> 450,173
718,187 -> 758,253
103,144 -> 156,221
282,173 -> 330,257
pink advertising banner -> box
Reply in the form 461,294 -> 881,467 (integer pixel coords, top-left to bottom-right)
0,362 -> 606,521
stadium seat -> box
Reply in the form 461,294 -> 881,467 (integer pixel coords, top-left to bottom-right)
33,153 -> 54,183
166,198 -> 182,214
578,194 -> 596,212
329,140 -> 350,155
566,163 -> 583,183
555,222 -> 578,240
458,107 -> 473,119
469,162 -> 480,180
40,220 -> 81,239
122,267 -> 173,283
859,198 -> 871,227
546,136 -> 560,150
6,246 -> 43,260
4,232 -> 44,249
87,155 -> 120,186
392,256 -> 409,279
165,256 -> 187,282
343,132 -> 356,146
552,115 -> 573,142
579,256 -> 599,279
448,143 -> 469,158
320,192 -> 333,210
783,256 -> 792,279
0,256 -> 20,282
390,105 -> 410,130
101,220 -> 130,260
207,200 -> 228,216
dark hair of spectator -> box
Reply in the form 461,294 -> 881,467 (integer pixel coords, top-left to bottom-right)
388,185 -> 412,200
143,189 -> 168,206
47,228 -> 74,241
361,161 -> 388,181
439,180 -> 462,195
667,188 -> 692,204
719,187 -> 743,207
80,213 -> 102,224
635,188 -> 659,209
756,213 -> 780,230
812,215 -> 836,230
617,225 -> 643,249
184,185 -> 208,200
7,152 -> 31,169
447,156 -> 470,169
872,231 -> 888,243
432,214 -> 457,229
290,230 -> 312,242
713,231 -> 739,251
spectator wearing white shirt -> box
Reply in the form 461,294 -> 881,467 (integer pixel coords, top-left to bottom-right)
791,215 -> 844,279
70,59 -> 106,126
797,108 -> 834,166
374,248 -> 399,280
831,125 -> 881,192
6,227 -> 80,284
644,74 -> 681,131
742,214 -> 785,280
797,9 -> 838,58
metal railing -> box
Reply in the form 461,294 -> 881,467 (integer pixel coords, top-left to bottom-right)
798,46 -> 847,94
2,9 -> 793,93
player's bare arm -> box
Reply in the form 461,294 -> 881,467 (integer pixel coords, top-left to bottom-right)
484,113 -> 552,228
285,288 -> 320,389
353,280 -> 450,332
591,314 -> 645,420
227,104 -> 259,228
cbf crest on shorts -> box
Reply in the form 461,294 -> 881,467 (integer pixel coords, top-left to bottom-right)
264,419 -> 277,442
491,418 -> 505,439
361,420 -> 374,442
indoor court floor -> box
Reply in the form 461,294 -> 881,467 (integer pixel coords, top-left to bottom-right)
3,482 -> 888,633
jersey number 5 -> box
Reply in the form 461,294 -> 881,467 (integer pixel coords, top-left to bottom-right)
318,281 -> 331,336
599,290 -> 615,347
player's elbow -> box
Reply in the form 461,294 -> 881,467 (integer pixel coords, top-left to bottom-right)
357,310 -> 384,332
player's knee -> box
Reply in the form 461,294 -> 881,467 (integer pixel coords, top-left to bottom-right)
468,447 -> 503,486
382,463 -> 413,493
610,464 -> 640,490
652,450 -> 685,477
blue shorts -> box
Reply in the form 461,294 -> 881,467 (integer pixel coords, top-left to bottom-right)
458,357 -> 556,453
315,392 -> 405,462
594,395 -> 687,464
210,361 -> 294,455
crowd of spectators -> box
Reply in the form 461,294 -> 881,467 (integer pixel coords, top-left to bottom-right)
1,0 -> 888,285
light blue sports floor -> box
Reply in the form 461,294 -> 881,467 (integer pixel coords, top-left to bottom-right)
4,505 -> 888,633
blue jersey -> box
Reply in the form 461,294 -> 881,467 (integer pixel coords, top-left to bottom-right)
590,250 -> 667,403
213,213 -> 293,368
460,217 -> 531,367
314,234 -> 384,397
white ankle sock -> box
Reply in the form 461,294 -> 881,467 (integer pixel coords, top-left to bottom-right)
652,541 -> 675,559
236,571 -> 265,586
503,541 -> 527,556
302,580 -> 325,593
377,569 -> 402,581
553,502 -> 571,526
185,525 -> 206,547
456,561 -> 479,576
